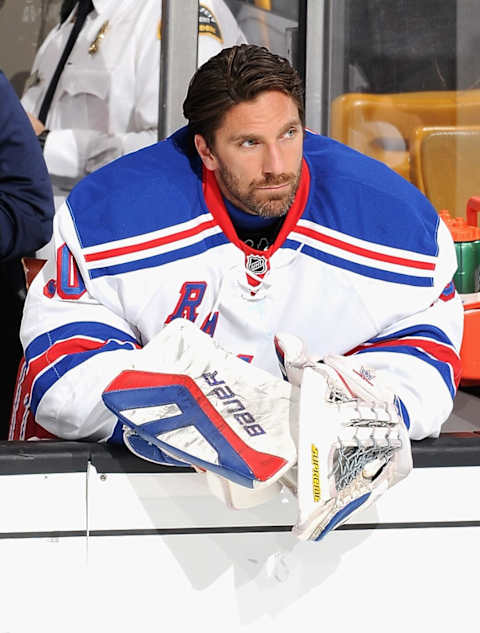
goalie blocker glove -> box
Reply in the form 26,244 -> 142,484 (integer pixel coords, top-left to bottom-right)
275,333 -> 413,541
102,319 -> 297,489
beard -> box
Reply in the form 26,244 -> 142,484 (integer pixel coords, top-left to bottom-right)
216,159 -> 301,218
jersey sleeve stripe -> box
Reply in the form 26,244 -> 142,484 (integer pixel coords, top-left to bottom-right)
21,323 -> 140,419
439,281 -> 456,301
395,396 -> 411,430
346,323 -> 461,396
25,322 -> 139,361
367,324 -> 455,347
351,342 -> 460,398
30,340 -> 137,414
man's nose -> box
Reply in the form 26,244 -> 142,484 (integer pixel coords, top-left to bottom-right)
262,143 -> 284,175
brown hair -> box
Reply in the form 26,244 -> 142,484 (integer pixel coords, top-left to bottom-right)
183,44 -> 304,149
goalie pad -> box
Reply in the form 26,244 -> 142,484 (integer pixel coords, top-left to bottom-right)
275,333 -> 412,541
102,318 -> 297,489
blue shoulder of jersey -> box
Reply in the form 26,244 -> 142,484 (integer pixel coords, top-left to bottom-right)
67,127 -> 204,249
302,131 -> 440,257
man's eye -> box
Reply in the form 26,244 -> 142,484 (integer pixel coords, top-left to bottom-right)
241,139 -> 257,147
285,128 -> 297,138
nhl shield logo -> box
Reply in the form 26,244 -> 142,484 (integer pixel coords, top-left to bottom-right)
246,254 -> 268,275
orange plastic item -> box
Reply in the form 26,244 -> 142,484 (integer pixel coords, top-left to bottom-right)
460,306 -> 480,385
438,208 -> 480,241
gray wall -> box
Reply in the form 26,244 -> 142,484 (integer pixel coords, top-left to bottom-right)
0,0 -> 61,96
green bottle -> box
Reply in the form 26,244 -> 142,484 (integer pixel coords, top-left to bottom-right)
439,207 -> 480,295
454,236 -> 479,294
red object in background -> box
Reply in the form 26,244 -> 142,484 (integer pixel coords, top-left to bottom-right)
441,197 -> 480,385
466,196 -> 480,228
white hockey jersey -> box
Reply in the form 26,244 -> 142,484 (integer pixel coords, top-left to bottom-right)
10,129 -> 463,442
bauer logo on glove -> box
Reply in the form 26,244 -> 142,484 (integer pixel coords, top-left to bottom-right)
102,319 -> 297,489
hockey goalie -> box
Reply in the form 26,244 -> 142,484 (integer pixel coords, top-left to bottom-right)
14,42 -> 463,543
102,318 -> 412,542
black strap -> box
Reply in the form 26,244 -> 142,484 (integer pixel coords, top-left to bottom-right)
60,0 -> 78,23
38,0 -> 94,124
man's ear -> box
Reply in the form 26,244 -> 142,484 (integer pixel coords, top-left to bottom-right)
194,134 -> 218,171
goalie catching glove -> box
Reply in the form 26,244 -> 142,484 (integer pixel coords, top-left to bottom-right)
275,333 -> 413,541
102,318 -> 297,489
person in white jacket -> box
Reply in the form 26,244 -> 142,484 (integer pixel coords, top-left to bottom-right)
22,0 -> 246,214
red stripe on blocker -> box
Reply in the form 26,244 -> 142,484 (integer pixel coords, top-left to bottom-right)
106,370 -> 288,483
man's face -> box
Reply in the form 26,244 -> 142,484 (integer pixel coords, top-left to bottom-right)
196,91 -> 304,218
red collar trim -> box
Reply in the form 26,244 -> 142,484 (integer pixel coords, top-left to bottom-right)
202,158 -> 310,256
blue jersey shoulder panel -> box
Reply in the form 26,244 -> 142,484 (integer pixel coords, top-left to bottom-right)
302,132 -> 440,256
67,127 -> 205,249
